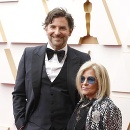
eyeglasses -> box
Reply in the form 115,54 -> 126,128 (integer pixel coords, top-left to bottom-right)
81,76 -> 96,84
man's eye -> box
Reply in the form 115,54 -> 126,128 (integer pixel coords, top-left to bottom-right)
60,27 -> 66,30
50,26 -> 55,29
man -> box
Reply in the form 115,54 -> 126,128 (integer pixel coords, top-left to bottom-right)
12,7 -> 91,130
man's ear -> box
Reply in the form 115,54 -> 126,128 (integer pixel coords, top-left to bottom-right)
44,27 -> 47,31
69,29 -> 73,36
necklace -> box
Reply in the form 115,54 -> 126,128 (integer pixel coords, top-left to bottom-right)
76,99 -> 95,122
76,102 -> 90,121
81,103 -> 90,108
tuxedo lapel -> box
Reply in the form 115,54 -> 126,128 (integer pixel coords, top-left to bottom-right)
67,46 -> 81,106
32,45 -> 47,104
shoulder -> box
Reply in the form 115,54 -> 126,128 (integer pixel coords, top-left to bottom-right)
68,45 -> 91,60
69,46 -> 89,55
23,44 -> 47,55
95,97 -> 121,116
100,97 -> 119,109
24,44 -> 45,52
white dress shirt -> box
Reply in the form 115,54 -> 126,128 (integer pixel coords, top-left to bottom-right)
45,43 -> 68,82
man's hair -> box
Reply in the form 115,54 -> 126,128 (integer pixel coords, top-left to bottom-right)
43,7 -> 74,30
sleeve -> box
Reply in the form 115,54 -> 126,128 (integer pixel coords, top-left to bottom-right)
104,103 -> 122,130
12,49 -> 27,129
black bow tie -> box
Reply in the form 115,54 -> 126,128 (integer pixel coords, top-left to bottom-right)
46,48 -> 65,62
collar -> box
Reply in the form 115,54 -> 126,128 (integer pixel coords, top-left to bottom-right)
47,42 -> 68,56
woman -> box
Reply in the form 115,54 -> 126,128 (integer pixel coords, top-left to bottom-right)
67,61 -> 122,130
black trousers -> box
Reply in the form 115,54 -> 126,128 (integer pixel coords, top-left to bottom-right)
49,127 -> 67,130
23,122 -> 67,130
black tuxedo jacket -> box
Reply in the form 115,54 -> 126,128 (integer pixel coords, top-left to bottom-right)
12,43 -> 91,129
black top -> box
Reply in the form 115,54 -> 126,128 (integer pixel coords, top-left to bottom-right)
67,97 -> 95,130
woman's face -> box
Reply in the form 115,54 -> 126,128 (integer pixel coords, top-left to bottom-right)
81,68 -> 98,100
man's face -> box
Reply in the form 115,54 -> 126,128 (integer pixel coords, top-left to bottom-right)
45,17 -> 73,50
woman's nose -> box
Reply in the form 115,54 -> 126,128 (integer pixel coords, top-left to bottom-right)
82,79 -> 89,85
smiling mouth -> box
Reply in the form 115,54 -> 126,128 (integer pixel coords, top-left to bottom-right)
54,37 -> 61,40
82,87 -> 90,90
53,37 -> 62,42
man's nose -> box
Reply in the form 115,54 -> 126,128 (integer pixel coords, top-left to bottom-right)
54,28 -> 61,35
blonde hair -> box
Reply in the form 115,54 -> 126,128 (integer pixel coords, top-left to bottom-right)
76,61 -> 110,100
